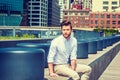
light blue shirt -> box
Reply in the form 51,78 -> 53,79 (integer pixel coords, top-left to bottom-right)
48,35 -> 77,64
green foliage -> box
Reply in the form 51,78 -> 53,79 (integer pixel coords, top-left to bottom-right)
0,34 -> 36,40
93,28 -> 119,37
93,28 -> 101,32
21,34 -> 36,38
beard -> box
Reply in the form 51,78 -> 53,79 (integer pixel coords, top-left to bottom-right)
63,33 -> 71,39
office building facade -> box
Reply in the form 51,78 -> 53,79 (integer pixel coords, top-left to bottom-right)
81,0 -> 92,10
92,0 -> 120,12
48,0 -> 60,27
59,0 -> 71,22
63,9 -> 90,27
28,0 -> 48,26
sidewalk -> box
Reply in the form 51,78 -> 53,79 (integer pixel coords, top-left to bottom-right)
99,51 -> 120,80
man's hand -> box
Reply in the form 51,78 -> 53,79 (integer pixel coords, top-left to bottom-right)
50,72 -> 59,77
48,63 -> 58,77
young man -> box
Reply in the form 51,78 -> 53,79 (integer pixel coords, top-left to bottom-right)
47,20 -> 92,80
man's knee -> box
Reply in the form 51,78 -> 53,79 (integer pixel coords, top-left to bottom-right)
87,66 -> 92,74
71,72 -> 80,80
84,66 -> 92,76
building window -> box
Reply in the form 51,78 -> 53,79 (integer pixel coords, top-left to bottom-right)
64,12 -> 68,15
107,20 -> 110,24
112,14 -> 116,18
32,15 -> 39,17
118,15 -> 120,18
118,21 -> 120,24
32,3 -> 40,5
32,11 -> 39,13
64,6 -> 67,9
112,26 -> 116,28
107,14 -> 110,18
101,14 -> 104,18
101,26 -> 104,28
103,6 -> 108,9
75,12 -> 78,15
112,6 -> 118,9
33,7 -> 40,9
69,12 -> 73,15
103,1 -> 109,4
95,20 -> 98,24
80,13 -> 83,15
63,0 -> 67,4
95,14 -> 98,18
95,26 -> 98,28
85,12 -> 89,15
91,26 -> 93,28
32,23 -> 39,26
112,1 -> 117,5
112,20 -> 116,24
106,26 -> 110,28
32,19 -> 39,21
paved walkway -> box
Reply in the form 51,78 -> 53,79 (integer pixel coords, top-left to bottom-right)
99,51 -> 120,80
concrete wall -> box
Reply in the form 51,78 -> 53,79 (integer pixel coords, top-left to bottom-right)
89,42 -> 120,80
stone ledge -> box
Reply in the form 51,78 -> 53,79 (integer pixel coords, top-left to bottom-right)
44,41 -> 120,80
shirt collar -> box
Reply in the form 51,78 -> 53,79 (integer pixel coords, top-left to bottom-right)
62,35 -> 72,42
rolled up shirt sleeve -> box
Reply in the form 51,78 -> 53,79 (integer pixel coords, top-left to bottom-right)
47,41 -> 56,63
70,39 -> 77,60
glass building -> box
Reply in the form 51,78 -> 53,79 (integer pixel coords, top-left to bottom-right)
0,0 -> 23,26
0,0 -> 48,27
0,0 -> 23,15
48,0 -> 60,27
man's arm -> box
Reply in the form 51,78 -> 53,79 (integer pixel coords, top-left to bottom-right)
48,62 -> 58,77
47,41 -> 58,77
70,59 -> 76,70
70,38 -> 77,70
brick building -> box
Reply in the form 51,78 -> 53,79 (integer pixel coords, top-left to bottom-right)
89,11 -> 120,29
63,9 -> 90,28
72,3 -> 82,10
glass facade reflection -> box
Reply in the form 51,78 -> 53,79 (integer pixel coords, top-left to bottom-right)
0,0 -> 23,15
0,0 -> 23,26
48,0 -> 60,27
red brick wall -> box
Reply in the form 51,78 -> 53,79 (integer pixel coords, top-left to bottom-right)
89,12 -> 120,29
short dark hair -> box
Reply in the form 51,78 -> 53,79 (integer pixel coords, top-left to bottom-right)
61,20 -> 72,30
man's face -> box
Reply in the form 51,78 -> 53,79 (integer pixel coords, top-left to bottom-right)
62,25 -> 72,39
